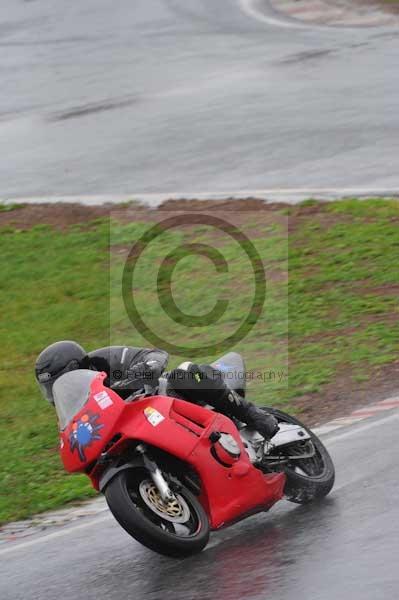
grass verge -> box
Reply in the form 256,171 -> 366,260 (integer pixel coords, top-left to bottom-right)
0,198 -> 398,523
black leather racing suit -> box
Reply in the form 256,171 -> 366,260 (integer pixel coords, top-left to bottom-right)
87,346 -> 279,440
87,346 -> 168,394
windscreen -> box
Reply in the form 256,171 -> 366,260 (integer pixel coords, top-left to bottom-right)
53,370 -> 98,430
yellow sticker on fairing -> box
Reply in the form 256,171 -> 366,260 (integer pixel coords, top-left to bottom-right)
144,406 -> 165,427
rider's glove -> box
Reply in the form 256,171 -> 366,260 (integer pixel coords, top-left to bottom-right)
245,405 -> 280,440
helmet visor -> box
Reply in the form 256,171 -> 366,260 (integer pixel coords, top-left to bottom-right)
37,358 -> 84,405
39,380 -> 55,404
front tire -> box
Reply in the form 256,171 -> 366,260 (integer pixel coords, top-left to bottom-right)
105,468 -> 210,557
261,407 -> 335,504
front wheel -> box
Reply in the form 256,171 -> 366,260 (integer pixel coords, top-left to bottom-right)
105,468 -> 210,557
261,407 -> 335,504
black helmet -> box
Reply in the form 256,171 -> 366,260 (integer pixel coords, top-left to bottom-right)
35,341 -> 88,405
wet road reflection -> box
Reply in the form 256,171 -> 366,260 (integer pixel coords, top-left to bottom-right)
135,499 -> 338,600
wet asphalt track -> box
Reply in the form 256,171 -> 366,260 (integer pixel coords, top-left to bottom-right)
1,0 -> 399,197
2,409 -> 399,600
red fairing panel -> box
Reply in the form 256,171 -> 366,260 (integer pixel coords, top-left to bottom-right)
60,386 -> 215,472
184,412 -> 286,529
60,376 -> 126,472
60,378 -> 285,529
111,396 -> 285,529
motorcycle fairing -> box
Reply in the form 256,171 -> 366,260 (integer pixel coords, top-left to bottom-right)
60,374 -> 285,530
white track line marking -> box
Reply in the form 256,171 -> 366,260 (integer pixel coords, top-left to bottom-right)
239,0 -> 308,29
238,0 -> 394,31
0,515 -> 112,556
2,189 -> 399,207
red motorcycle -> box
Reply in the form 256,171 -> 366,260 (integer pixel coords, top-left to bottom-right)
54,353 -> 335,557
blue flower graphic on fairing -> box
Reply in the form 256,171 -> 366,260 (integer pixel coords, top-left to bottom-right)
69,412 -> 104,461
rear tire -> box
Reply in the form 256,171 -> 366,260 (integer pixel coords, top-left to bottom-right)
261,407 -> 335,504
105,468 -> 210,557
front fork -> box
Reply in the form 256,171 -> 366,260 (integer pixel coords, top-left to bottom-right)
136,444 -> 175,503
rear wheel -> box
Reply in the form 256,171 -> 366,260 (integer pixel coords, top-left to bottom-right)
105,468 -> 210,557
261,408 -> 335,504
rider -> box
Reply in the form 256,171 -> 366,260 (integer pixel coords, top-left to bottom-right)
35,341 -> 279,440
